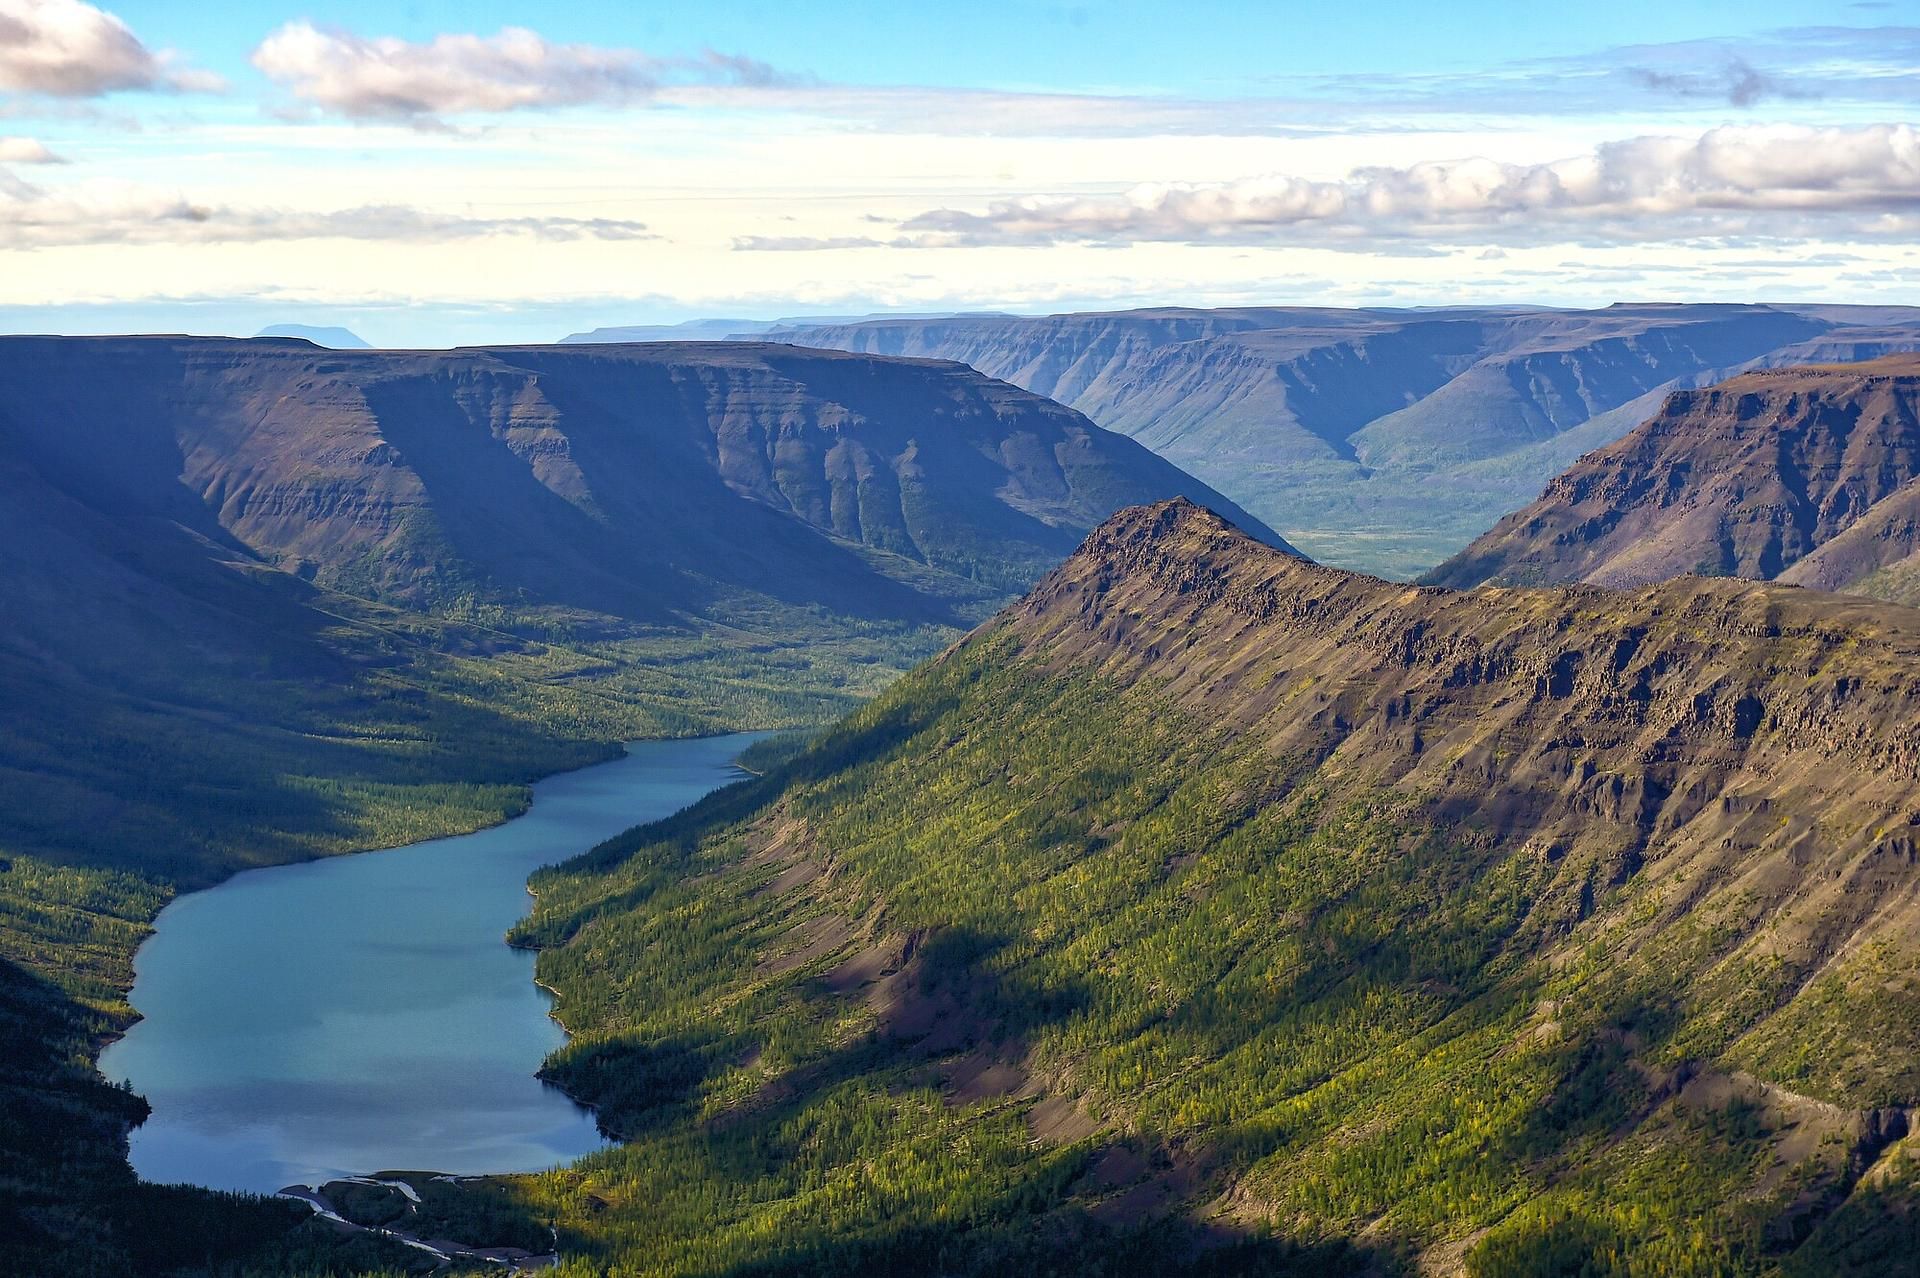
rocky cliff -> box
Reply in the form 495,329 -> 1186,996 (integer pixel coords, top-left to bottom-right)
1425,357 -> 1920,598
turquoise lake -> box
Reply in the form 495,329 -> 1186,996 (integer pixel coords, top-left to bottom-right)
100,734 -> 763,1194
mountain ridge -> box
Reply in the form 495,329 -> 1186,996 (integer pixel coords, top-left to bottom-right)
767,304 -> 1920,576
0,336 -> 1289,629
508,496 -> 1920,1275
1424,356 -> 1920,597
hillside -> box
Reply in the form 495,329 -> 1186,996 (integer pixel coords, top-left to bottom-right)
1425,357 -> 1920,598
506,499 -> 1920,1276
769,304 -> 1920,577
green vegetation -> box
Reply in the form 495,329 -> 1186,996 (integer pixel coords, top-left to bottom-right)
0,336 -> 1249,1273
0,574 -> 946,1274
734,729 -> 821,776
315,1176 -> 551,1254
500,592 -> 1920,1276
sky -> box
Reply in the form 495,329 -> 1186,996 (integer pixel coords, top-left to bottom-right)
0,0 -> 1915,345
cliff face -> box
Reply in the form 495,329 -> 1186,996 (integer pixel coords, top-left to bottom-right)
766,303 -> 1913,577
518,498 -> 1920,1273
0,337 -> 1286,628
1425,357 -> 1920,597
774,305 -> 1865,472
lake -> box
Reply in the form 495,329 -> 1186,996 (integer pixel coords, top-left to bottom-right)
99,733 -> 764,1194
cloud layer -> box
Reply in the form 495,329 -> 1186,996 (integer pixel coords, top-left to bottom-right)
0,193 -> 653,248
251,21 -> 789,123
0,0 -> 219,96
897,124 -> 1920,248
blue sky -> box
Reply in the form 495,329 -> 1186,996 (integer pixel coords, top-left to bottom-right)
1,0 -> 1915,344
108,0 -> 1870,94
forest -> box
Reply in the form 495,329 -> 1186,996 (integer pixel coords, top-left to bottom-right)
490,575 -> 1920,1277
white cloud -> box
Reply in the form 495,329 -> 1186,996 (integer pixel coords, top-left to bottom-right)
898,124 -> 1920,248
251,21 -> 792,124
0,135 -> 61,162
734,235 -> 900,251
0,0 -> 220,96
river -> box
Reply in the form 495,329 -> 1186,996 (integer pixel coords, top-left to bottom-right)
99,733 -> 764,1194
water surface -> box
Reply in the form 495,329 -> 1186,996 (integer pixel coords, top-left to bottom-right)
101,734 -> 762,1193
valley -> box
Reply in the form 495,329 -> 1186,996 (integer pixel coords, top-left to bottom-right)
6,339 -> 1920,1274
0,336 -> 1266,1274
762,304 -> 1920,577
9,3 -> 1920,1275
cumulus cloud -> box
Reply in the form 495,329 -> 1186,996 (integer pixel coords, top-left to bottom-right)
0,193 -> 653,248
896,124 -> 1920,249
0,0 -> 220,96
251,21 -> 795,124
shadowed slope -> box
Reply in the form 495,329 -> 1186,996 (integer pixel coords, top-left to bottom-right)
0,336 -> 1287,631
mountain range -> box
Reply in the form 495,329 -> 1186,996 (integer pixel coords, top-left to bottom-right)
2,336 -> 1280,624
9,323 -> 1920,1275
0,334 -> 1280,874
764,303 -> 1920,577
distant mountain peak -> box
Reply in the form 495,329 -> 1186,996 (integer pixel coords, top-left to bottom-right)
254,323 -> 371,349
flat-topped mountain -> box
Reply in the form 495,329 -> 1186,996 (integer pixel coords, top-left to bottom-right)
253,323 -> 371,348
769,303 -> 1920,576
0,337 -> 1284,630
0,336 -> 1284,877
514,498 -> 1920,1274
1425,356 -> 1920,600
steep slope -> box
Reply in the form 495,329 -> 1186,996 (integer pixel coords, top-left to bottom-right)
771,304 -> 1904,577
0,337 -> 1285,624
5,331 -> 1271,879
1775,485 -> 1920,608
1347,306 -> 1829,467
1426,357 -> 1920,595
510,499 -> 1920,1276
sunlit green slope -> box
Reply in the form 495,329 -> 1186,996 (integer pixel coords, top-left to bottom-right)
514,499 -> 1920,1277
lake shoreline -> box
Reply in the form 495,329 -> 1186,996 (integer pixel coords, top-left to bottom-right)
101,733 -> 769,1196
